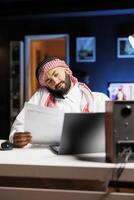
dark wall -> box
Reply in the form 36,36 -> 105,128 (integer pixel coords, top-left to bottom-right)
1,11 -> 134,138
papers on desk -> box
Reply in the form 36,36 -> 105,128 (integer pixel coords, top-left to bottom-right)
24,102 -> 65,144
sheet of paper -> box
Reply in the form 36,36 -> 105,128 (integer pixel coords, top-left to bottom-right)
24,102 -> 65,144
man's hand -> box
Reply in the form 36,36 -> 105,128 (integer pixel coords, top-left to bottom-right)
13,132 -> 32,148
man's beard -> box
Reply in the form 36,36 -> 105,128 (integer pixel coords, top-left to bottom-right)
46,73 -> 71,99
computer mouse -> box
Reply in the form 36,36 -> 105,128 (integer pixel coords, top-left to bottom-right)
1,141 -> 14,150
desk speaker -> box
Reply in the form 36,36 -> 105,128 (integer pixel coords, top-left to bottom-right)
105,101 -> 134,163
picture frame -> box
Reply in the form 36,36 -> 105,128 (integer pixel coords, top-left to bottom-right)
76,37 -> 96,62
117,37 -> 134,58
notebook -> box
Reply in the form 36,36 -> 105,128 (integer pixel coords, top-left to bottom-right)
49,112 -> 106,157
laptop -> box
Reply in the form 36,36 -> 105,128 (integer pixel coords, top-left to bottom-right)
49,112 -> 106,158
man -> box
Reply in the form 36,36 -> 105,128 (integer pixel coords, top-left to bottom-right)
9,57 -> 109,148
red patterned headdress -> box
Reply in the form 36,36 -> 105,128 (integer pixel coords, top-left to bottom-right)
37,58 -> 77,86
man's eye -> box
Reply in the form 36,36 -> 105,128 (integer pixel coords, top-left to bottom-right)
54,73 -> 58,77
47,79 -> 52,85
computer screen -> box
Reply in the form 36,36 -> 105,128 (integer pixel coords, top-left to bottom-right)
108,82 -> 134,100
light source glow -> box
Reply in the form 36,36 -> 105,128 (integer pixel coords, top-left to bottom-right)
128,34 -> 134,49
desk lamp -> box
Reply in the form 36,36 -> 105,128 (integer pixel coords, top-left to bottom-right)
128,34 -> 134,48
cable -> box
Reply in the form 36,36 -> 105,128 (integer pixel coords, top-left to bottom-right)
96,147 -> 132,199
116,147 -> 132,179
111,147 -> 132,191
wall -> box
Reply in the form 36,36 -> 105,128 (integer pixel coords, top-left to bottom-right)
0,10 -> 134,138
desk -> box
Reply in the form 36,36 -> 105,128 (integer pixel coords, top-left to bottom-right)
0,141 -> 134,200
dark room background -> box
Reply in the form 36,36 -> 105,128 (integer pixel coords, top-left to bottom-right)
0,1 -> 134,139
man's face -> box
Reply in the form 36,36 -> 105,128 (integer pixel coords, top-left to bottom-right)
44,67 -> 71,95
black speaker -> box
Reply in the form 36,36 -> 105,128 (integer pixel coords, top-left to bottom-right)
105,101 -> 134,163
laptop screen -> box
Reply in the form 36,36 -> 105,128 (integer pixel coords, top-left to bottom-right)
59,112 -> 105,155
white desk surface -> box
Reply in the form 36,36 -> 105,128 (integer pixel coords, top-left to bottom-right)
0,141 -> 134,182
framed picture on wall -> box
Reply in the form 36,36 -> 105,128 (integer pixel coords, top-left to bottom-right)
76,37 -> 96,62
117,37 -> 134,58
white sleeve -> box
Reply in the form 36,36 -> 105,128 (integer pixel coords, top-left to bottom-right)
9,89 -> 44,143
